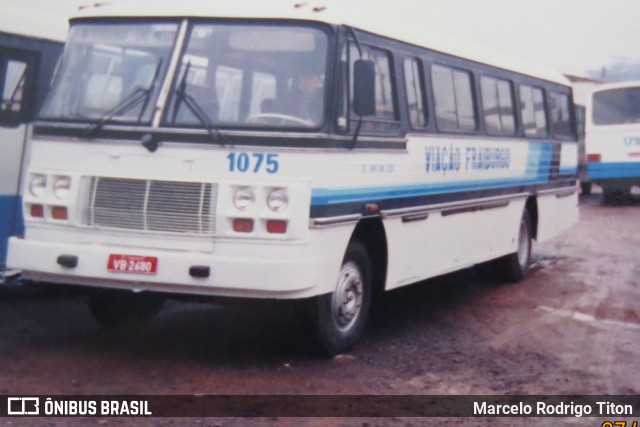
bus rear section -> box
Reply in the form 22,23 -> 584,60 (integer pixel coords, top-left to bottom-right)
585,81 -> 640,203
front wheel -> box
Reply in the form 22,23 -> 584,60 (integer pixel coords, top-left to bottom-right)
497,210 -> 533,283
312,242 -> 372,356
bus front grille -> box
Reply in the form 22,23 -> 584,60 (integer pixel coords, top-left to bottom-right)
81,177 -> 217,235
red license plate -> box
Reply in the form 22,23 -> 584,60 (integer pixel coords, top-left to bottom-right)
107,254 -> 158,275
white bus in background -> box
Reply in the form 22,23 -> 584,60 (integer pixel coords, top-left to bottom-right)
8,0 -> 579,355
568,76 -> 602,195
0,12 -> 65,282
585,81 -> 640,203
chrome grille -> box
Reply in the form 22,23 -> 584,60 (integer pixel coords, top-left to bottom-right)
81,177 -> 217,235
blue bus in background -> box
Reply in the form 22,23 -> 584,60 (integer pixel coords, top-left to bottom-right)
0,18 -> 65,282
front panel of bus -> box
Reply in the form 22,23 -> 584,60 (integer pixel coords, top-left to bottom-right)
8,18 -> 354,298
586,85 -> 640,194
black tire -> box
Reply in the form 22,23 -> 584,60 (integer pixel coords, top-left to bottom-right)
89,290 -> 165,326
580,182 -> 592,195
603,187 -> 630,205
312,241 -> 372,356
497,210 -> 533,283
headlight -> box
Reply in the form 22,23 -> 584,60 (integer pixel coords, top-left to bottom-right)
29,174 -> 47,198
233,187 -> 255,211
267,188 -> 288,212
53,176 -> 71,200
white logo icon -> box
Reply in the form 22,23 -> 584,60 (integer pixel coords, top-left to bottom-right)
7,397 -> 40,415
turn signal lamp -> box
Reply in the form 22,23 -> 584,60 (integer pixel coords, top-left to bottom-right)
51,206 -> 69,220
30,204 -> 44,218
266,220 -> 287,234
233,218 -> 254,233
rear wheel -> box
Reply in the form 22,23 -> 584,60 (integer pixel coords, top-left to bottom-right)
497,210 -> 532,283
603,187 -> 631,205
313,241 -> 372,356
89,291 -> 165,326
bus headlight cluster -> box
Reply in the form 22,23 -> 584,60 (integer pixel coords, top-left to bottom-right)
26,173 -> 72,221
230,186 -> 290,235
232,187 -> 289,213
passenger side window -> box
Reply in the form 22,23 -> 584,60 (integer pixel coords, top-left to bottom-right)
432,64 -> 476,132
338,43 -> 399,133
404,57 -> 427,128
549,91 -> 573,138
480,76 -> 516,135
0,52 -> 37,125
519,84 -> 547,137
369,48 -> 396,121
2,60 -> 28,113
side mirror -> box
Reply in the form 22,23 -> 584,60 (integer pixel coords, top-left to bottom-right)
353,59 -> 375,117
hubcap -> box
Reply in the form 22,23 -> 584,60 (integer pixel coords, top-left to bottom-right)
332,261 -> 364,332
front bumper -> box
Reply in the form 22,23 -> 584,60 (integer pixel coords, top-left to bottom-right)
8,237 -> 319,299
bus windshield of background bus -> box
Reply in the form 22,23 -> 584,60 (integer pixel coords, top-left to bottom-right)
592,87 -> 640,125
165,24 -> 328,129
39,22 -> 178,124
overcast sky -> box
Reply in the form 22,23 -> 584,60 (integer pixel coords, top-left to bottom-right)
2,0 -> 637,77
407,0 -> 639,77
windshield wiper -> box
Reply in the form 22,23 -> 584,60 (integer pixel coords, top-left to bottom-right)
171,61 -> 222,144
84,58 -> 163,138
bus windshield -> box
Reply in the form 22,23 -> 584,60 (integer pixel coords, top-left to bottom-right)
592,87 -> 640,126
40,22 -> 179,124
165,23 -> 328,129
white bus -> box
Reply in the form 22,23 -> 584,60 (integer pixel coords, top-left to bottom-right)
8,1 -> 579,354
0,12 -> 64,282
585,81 -> 640,203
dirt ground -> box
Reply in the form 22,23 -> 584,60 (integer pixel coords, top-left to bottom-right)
1,191 -> 639,427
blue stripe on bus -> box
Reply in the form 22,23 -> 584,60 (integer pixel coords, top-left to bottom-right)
0,194 -> 22,264
587,162 -> 640,180
312,142 -> 554,206
311,176 -> 550,206
559,167 -> 578,175
526,142 -> 553,179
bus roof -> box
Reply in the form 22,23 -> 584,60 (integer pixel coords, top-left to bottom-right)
590,80 -> 640,93
73,0 -> 570,86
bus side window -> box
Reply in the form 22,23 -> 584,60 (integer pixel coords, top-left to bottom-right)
549,91 -> 573,139
403,57 -> 428,128
480,75 -> 516,136
337,42 -> 399,133
432,64 -> 477,132
519,84 -> 547,137
0,55 -> 35,126
368,48 -> 396,122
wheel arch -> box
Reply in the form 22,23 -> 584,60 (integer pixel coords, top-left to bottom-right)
525,196 -> 539,240
349,217 -> 388,297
